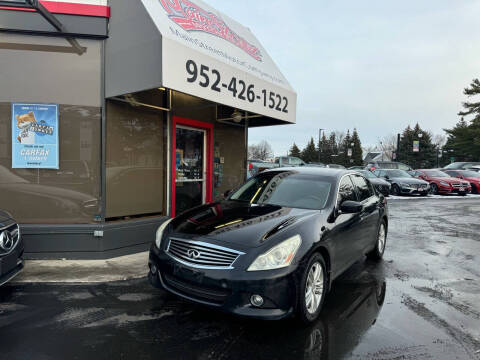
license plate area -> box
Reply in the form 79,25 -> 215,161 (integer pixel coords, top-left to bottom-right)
0,252 -> 18,275
173,263 -> 204,284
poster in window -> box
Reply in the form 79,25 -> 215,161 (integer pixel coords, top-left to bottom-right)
11,103 -> 59,169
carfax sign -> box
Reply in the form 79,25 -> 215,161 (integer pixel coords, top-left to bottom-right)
11,103 -> 59,169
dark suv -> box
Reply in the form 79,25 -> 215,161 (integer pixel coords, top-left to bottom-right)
0,211 -> 24,286
366,161 -> 412,172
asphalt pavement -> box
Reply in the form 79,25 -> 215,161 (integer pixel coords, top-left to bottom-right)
1,197 -> 479,360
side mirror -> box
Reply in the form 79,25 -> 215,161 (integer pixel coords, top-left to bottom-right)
384,175 -> 390,180
339,200 -> 363,214
223,189 -> 233,199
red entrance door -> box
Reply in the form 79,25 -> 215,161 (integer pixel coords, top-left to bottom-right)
171,116 -> 213,217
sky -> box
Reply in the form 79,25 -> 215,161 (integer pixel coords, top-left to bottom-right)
206,0 -> 480,156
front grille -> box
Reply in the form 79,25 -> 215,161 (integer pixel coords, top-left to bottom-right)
0,224 -> 20,253
452,183 -> 465,188
166,238 -> 244,269
162,273 -> 229,305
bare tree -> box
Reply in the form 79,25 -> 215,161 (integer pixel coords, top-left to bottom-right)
376,134 -> 397,160
433,134 -> 446,148
248,140 -> 273,160
335,131 -> 346,149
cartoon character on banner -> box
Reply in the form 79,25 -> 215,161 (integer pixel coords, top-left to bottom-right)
16,111 -> 37,144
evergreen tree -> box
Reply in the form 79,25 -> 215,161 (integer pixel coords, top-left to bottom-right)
289,143 -> 301,158
301,137 -> 317,163
397,123 -> 436,168
443,79 -> 480,162
351,128 -> 363,166
339,130 -> 352,166
317,133 -> 330,163
327,132 -> 337,164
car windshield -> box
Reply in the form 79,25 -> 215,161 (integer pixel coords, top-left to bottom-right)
358,170 -> 376,179
424,170 -> 449,177
229,172 -> 332,210
385,170 -> 412,177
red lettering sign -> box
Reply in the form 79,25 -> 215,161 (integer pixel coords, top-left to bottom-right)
160,0 -> 263,61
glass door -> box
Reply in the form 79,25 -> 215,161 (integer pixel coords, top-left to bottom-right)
174,126 -> 207,215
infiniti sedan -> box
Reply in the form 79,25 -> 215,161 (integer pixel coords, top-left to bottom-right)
0,210 -> 24,286
148,168 -> 388,323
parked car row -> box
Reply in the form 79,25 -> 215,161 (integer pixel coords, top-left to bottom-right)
348,161 -> 480,196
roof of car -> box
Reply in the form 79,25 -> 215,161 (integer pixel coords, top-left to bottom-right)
263,166 -> 357,179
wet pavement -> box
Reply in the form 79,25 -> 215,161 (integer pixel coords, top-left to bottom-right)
1,198 -> 479,360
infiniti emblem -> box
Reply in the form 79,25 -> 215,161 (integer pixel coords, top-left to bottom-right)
0,230 -> 13,251
187,249 -> 201,259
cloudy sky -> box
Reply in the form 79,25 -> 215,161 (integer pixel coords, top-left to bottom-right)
207,0 -> 480,156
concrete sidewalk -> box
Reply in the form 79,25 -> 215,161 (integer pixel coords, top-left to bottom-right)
12,252 -> 149,284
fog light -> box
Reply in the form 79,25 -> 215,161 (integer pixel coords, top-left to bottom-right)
250,294 -> 264,307
150,264 -> 157,274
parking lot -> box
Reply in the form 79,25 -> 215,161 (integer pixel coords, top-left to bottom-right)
1,197 -> 479,360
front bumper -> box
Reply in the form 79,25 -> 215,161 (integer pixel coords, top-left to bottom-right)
0,237 -> 24,286
399,185 -> 429,195
148,244 -> 297,320
437,185 -> 471,194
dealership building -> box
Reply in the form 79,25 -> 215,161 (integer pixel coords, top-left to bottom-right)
0,0 -> 296,258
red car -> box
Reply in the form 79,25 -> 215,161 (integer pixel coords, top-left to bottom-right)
443,169 -> 480,194
411,169 -> 471,195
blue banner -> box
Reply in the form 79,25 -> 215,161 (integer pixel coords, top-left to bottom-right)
12,103 -> 59,169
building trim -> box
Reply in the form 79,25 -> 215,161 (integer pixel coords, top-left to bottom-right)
0,1 -> 110,18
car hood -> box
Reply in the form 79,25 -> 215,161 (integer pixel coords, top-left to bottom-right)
0,210 -> 14,227
429,177 -> 467,184
390,177 -> 427,184
369,178 -> 390,186
170,201 -> 319,248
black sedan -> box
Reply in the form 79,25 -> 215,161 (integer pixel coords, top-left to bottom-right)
0,210 -> 24,286
356,170 -> 391,196
148,168 -> 388,323
373,169 -> 429,196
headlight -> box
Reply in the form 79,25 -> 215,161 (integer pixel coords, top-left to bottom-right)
155,218 -> 173,248
440,181 -> 450,186
247,235 -> 302,271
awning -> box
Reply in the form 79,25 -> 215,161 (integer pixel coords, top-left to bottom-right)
105,0 -> 296,125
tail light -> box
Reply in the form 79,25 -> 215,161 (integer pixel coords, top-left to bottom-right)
248,163 -> 253,170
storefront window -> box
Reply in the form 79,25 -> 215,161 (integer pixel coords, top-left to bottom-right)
106,95 -> 166,219
0,35 -> 101,224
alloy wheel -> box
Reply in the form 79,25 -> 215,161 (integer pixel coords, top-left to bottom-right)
305,262 -> 324,314
378,223 -> 386,254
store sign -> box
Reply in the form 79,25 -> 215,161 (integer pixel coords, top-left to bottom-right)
141,0 -> 296,124
11,103 -> 59,169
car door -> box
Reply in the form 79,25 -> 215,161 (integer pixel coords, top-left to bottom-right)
351,174 -> 380,253
329,175 -> 363,277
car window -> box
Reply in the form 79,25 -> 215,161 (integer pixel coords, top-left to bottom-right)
337,176 -> 357,206
398,163 -> 410,170
351,175 -> 373,201
289,157 -> 304,166
373,170 -> 384,177
230,172 -> 332,210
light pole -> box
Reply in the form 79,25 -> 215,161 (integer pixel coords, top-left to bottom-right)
318,128 -> 325,162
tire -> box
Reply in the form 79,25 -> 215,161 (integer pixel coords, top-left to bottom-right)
367,220 -> 387,261
430,183 -> 438,195
472,184 -> 478,194
391,184 -> 400,196
297,253 -> 328,324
